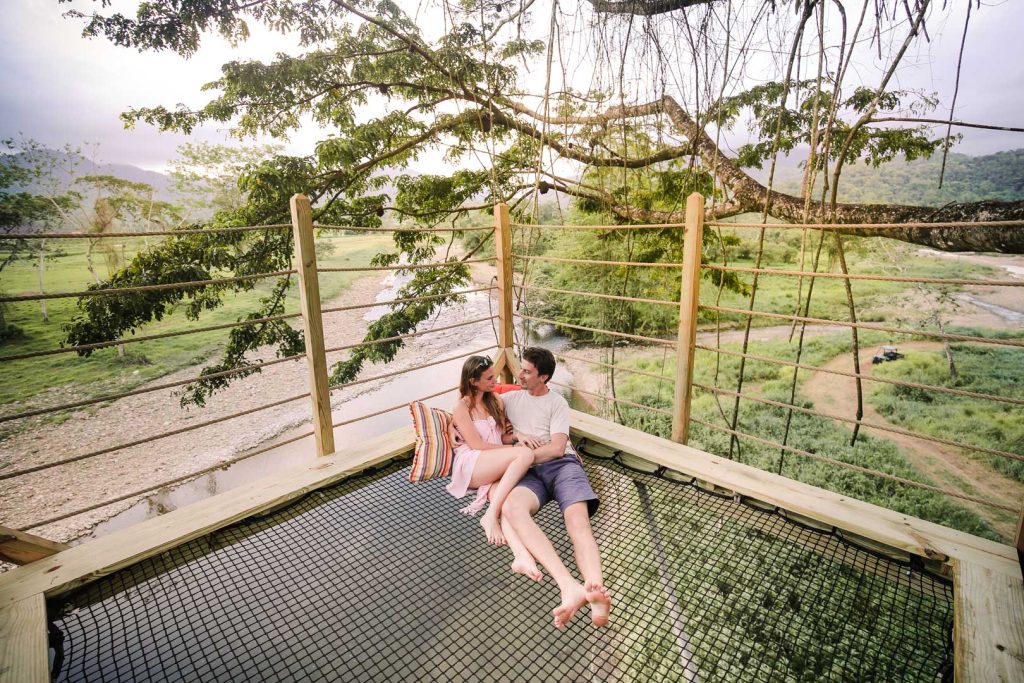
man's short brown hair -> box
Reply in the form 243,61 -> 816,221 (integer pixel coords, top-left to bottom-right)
521,347 -> 556,383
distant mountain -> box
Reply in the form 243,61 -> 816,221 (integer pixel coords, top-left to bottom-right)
753,149 -> 1024,206
3,149 -> 175,202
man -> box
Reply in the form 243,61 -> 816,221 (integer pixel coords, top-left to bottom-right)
499,347 -> 611,629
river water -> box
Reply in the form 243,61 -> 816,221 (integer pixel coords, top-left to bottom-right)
88,275 -> 573,539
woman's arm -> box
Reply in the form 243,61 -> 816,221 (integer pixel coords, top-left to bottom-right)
526,434 -> 569,463
451,401 -> 505,451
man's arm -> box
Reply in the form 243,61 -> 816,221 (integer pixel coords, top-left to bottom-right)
529,433 -> 569,463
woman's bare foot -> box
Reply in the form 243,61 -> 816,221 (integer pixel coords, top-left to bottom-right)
480,512 -> 506,545
510,558 -> 542,582
585,582 -> 611,627
552,582 -> 588,629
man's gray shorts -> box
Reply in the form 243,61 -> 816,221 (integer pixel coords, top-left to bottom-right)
516,455 -> 599,517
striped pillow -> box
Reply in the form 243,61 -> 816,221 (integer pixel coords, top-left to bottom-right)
408,401 -> 454,482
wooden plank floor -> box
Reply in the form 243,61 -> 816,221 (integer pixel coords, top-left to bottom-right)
954,559 -> 1024,683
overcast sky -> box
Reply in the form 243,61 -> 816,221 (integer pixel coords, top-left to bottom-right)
2,0 -> 1022,173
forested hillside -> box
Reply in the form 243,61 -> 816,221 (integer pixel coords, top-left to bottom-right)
774,149 -> 1024,205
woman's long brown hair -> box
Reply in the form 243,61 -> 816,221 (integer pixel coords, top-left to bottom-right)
459,356 -> 507,431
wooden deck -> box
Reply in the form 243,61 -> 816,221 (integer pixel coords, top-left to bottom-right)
1,414 -> 1021,682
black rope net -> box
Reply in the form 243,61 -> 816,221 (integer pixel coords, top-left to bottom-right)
48,449 -> 953,682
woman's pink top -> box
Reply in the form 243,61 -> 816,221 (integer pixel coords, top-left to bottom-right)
446,416 -> 503,511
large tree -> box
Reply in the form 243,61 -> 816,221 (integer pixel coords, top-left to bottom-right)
59,0 -> 1024,404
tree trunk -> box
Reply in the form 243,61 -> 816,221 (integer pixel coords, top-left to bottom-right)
944,343 -> 958,378
85,240 -> 102,285
584,96 -> 1024,254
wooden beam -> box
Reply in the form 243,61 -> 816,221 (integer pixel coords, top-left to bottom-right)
1016,504 -> 1023,580
0,527 -> 68,566
0,427 -> 415,608
671,192 -> 704,444
493,202 -> 515,383
954,559 -> 1024,682
0,593 -> 48,683
569,409 -> 1020,577
505,351 -> 523,377
291,193 -> 335,457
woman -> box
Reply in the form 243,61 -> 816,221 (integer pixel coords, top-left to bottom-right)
447,355 -> 542,582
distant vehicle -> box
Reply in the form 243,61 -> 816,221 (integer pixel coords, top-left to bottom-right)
872,346 -> 905,365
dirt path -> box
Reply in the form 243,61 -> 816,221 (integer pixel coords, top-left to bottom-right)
801,342 -> 1024,538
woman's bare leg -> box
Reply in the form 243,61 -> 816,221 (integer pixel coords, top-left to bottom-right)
470,446 -> 534,545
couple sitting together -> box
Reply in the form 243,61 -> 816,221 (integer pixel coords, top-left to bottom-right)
445,347 -> 611,629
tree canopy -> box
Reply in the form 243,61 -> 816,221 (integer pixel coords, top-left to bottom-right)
55,0 -> 1024,404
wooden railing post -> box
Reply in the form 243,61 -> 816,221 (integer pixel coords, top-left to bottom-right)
290,193 -> 335,457
494,202 -> 515,383
671,192 -> 705,444
1016,504 -> 1023,580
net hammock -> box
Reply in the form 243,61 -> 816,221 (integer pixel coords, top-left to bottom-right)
48,448 -> 952,682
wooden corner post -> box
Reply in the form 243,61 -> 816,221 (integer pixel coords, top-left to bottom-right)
494,202 -> 515,383
1016,503 -> 1024,579
671,192 -> 705,444
290,194 -> 336,457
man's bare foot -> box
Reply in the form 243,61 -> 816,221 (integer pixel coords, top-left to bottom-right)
480,512 -> 506,545
552,582 -> 588,629
510,558 -> 542,582
585,582 -> 612,627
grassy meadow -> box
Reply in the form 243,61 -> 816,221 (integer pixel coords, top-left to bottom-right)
518,217 -> 1023,540
0,233 -> 393,409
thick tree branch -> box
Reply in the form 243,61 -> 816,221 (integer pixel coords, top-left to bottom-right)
588,0 -> 720,16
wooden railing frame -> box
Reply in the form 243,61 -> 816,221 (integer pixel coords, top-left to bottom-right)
671,193 -> 704,444
2,198 -> 1022,681
494,202 -> 516,383
290,194 -> 336,457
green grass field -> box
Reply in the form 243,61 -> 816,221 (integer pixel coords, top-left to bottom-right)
872,344 -> 1024,484
0,234 -> 393,408
571,331 -> 1007,542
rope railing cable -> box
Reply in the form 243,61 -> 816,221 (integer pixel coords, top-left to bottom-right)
690,417 -> 1019,512
321,286 -> 496,315
694,344 -> 1024,406
0,313 -> 302,362
0,393 -> 309,482
692,382 -> 1024,463
548,381 -> 674,416
514,314 -> 676,347
314,224 -> 495,233
513,254 -> 683,268
0,353 -> 306,425
2,224 -> 293,239
1,288 -> 497,364
509,222 -> 687,231
18,428 -> 316,532
328,346 -> 497,392
702,264 -> 1024,287
513,284 -> 679,307
323,316 -> 496,355
706,219 -> 1024,230
317,258 -> 492,273
330,385 -> 459,429
555,352 -> 675,384
701,304 -> 1024,348
0,269 -> 297,303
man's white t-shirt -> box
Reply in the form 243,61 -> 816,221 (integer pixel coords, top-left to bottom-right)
501,388 -> 576,456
